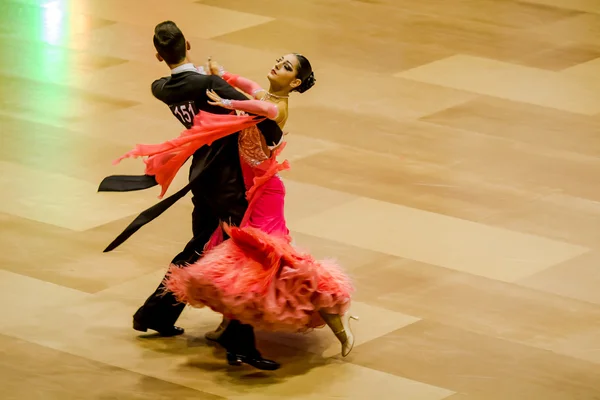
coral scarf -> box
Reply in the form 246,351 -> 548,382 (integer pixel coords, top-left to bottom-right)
114,111 -> 264,198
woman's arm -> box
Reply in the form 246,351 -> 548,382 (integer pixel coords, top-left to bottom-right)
222,72 -> 264,98
207,59 -> 265,99
206,89 -> 280,120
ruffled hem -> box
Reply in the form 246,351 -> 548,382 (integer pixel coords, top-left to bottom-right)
164,225 -> 353,332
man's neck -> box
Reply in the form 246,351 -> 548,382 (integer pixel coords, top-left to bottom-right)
167,58 -> 190,71
169,59 -> 198,75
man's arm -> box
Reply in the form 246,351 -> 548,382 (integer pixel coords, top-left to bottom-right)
256,119 -> 284,148
151,77 -> 169,100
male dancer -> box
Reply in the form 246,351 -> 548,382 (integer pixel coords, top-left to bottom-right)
99,21 -> 280,370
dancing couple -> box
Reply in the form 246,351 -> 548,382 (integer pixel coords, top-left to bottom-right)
100,20 -> 355,371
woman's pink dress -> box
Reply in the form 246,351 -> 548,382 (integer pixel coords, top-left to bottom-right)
164,121 -> 353,332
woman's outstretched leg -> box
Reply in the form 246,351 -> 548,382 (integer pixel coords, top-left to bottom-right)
318,311 -> 358,357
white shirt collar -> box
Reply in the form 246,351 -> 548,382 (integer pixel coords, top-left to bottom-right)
171,63 -> 198,75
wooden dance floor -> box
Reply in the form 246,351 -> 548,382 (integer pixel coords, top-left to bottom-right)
2,0 -> 600,398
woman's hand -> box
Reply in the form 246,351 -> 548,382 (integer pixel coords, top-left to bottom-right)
207,56 -> 224,76
206,89 -> 233,109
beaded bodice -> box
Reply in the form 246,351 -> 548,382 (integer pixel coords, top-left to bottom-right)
238,124 -> 269,167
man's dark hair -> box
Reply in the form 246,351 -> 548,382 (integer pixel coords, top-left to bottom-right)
153,21 -> 187,65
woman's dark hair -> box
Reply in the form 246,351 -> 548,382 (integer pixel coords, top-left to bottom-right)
293,54 -> 316,93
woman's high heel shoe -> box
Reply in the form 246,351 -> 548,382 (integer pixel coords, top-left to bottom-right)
337,314 -> 359,357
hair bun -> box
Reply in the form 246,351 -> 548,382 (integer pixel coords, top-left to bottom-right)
297,71 -> 316,94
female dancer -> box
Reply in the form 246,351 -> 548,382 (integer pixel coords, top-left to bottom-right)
166,54 -> 358,357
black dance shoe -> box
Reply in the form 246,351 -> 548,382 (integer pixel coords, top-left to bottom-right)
226,351 -> 280,371
133,319 -> 184,337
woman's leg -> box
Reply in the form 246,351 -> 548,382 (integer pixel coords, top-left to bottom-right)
318,311 -> 358,357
